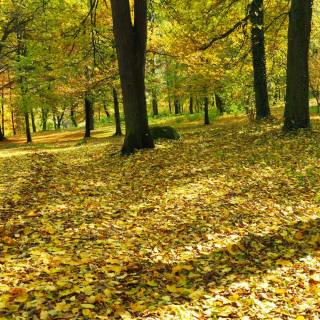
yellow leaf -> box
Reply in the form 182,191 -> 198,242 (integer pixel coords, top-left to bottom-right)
276,259 -> 293,267
166,285 -> 179,293
12,194 -> 21,202
81,304 -> 95,309
172,265 -> 193,273
275,288 -> 286,295
147,280 -> 158,287
103,288 -> 112,298
82,309 -> 92,317
296,317 -> 305,320
130,302 -> 147,312
40,310 -> 49,320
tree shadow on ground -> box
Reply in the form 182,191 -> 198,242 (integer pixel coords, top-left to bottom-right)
114,217 -> 320,316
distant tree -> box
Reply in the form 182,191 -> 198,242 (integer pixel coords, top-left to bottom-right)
284,0 -> 313,130
110,0 -> 154,154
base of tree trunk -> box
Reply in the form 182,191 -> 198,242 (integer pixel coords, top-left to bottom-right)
121,133 -> 154,155
283,119 -> 311,132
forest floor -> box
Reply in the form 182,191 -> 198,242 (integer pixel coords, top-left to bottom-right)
1,112 -> 320,319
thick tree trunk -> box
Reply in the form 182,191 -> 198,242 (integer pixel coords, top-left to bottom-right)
31,109 -> 37,133
152,91 -> 158,116
204,97 -> 210,125
113,88 -> 122,136
250,0 -> 271,120
284,0 -> 313,130
189,96 -> 194,114
84,95 -> 92,138
24,112 -> 32,143
111,0 -> 154,154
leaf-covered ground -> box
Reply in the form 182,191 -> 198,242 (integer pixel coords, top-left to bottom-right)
1,115 -> 320,319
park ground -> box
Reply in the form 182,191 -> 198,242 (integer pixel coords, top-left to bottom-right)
1,110 -> 320,319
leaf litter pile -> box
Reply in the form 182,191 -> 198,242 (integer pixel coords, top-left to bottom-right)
1,117 -> 320,319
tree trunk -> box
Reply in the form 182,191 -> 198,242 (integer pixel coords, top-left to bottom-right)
70,105 -> 78,127
250,0 -> 271,120
111,0 -> 154,154
31,109 -> 37,133
41,107 -> 48,131
53,114 -> 57,130
90,100 -> 94,130
152,91 -> 158,116
189,96 -> 194,114
204,97 -> 210,125
113,88 -> 122,136
84,94 -> 92,138
174,98 -> 180,114
215,94 -> 225,114
168,97 -> 172,114
24,112 -> 32,143
103,101 -> 110,118
1,87 -> 5,138
284,0 -> 313,130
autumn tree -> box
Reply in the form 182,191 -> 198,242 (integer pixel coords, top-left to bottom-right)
284,0 -> 313,130
110,0 -> 154,154
249,0 -> 271,120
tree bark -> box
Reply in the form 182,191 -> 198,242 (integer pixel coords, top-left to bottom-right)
215,94 -> 225,114
84,94 -> 93,138
113,88 -> 122,136
152,91 -> 158,116
249,0 -> 271,120
70,105 -> 78,127
31,109 -> 37,133
103,101 -> 110,118
1,86 -> 5,138
24,112 -> 32,143
110,0 -> 154,154
174,98 -> 180,114
204,97 -> 210,125
41,107 -> 48,131
189,96 -> 194,114
284,0 -> 313,130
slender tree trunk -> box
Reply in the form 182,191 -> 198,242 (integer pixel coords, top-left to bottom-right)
31,109 -> 36,133
1,87 -> 5,137
174,98 -> 180,114
152,91 -> 158,116
90,100 -> 94,130
9,87 -> 16,135
113,88 -> 122,136
204,97 -> 210,125
103,101 -> 110,118
250,0 -> 271,120
53,114 -> 57,130
24,112 -> 32,143
284,0 -> 313,130
41,107 -> 48,131
111,0 -> 154,154
189,96 -> 194,114
215,94 -> 225,114
84,94 -> 92,138
70,106 -> 78,127
168,97 -> 172,114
